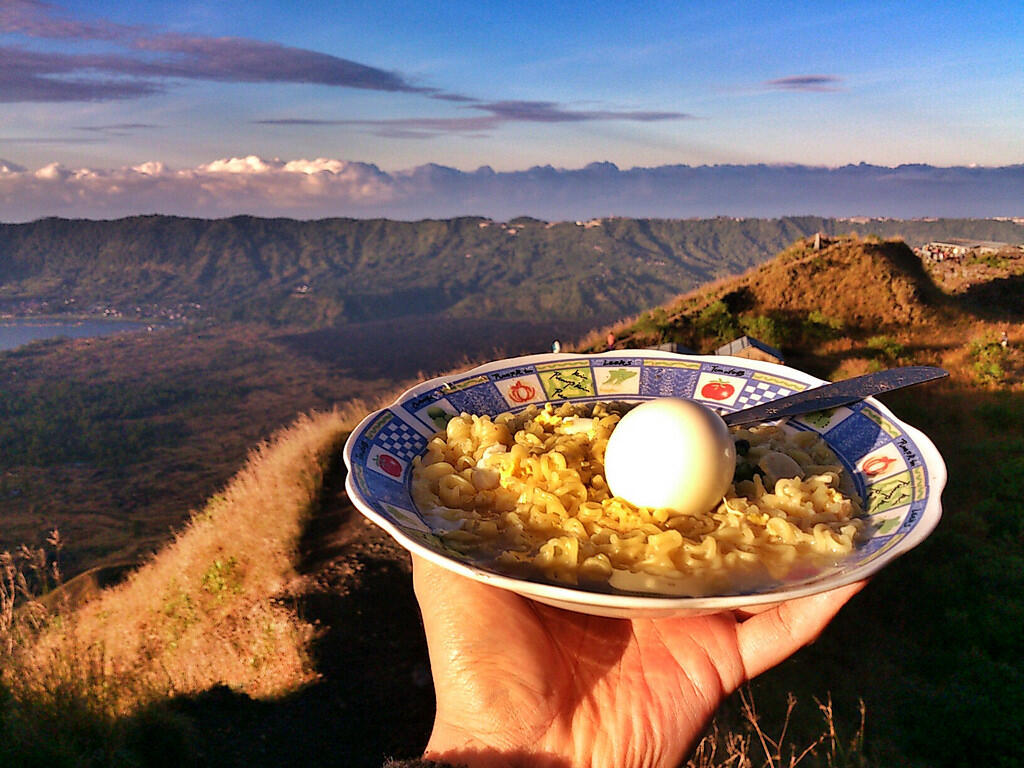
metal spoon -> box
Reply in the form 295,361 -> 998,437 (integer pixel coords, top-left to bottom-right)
722,366 -> 948,427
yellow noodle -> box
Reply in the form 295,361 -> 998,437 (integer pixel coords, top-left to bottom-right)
410,402 -> 864,595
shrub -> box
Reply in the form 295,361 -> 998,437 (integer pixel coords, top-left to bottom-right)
697,300 -> 740,345
632,309 -> 667,339
866,335 -> 905,362
968,336 -> 1009,386
740,315 -> 784,349
793,310 -> 845,349
965,252 -> 1010,270
804,310 -> 844,338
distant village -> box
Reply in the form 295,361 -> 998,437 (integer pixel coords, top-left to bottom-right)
913,238 -> 1024,263
0,297 -> 202,324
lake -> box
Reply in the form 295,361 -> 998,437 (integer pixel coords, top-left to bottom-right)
0,318 -> 147,352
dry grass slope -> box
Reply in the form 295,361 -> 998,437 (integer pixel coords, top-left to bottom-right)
4,405 -> 365,717
586,234 -> 1021,384
729,236 -> 947,326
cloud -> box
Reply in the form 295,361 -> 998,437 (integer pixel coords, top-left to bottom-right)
2,1 -> 688,140
129,34 -> 428,93
255,100 -> 692,138
0,1 -> 439,101
0,46 -> 164,102
764,75 -> 843,92
430,93 -> 477,103
255,115 -> 502,138
0,135 -> 105,143
1,156 -> 1022,222
0,122 -> 155,143
74,122 -> 159,134
0,0 -> 138,41
0,157 -> 27,172
474,100 -> 692,123
0,155 -> 399,220
2,0 -> 688,129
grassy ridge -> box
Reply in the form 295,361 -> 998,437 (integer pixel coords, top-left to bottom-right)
1,408 -> 357,765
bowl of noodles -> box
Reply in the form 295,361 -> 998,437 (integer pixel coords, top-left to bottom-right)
343,350 -> 945,617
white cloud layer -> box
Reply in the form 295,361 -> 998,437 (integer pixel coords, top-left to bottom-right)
1,156 -> 1022,222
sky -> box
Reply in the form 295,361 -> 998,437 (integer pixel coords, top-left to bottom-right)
1,0 -> 1022,221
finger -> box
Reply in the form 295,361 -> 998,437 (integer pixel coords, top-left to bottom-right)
736,580 -> 866,679
411,552 -> 458,607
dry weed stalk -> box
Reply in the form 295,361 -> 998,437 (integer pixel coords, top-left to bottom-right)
686,721 -> 751,768
687,689 -> 870,768
0,550 -> 23,654
0,533 -> 60,658
740,689 -> 823,768
817,695 -> 868,768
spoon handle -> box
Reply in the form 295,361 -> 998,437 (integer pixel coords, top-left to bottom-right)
721,366 -> 948,427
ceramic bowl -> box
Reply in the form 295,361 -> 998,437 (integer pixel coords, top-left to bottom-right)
343,351 -> 945,618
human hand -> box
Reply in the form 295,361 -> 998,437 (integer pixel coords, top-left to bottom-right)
413,555 -> 864,768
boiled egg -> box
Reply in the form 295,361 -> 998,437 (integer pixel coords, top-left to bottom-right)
603,397 -> 736,515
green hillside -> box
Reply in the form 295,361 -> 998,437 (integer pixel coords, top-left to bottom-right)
2,215 -> 1022,326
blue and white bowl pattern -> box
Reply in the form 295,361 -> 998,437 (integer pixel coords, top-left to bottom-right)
344,351 -> 944,617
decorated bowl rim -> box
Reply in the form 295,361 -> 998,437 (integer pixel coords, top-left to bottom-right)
343,350 -> 946,612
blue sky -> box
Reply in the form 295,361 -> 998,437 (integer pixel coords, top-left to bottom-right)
0,0 -> 1021,220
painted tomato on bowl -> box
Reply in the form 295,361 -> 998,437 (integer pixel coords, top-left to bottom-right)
701,379 -> 735,401
375,454 -> 403,477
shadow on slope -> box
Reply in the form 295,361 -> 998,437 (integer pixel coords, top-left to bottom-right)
273,315 -> 600,379
954,272 -> 1024,322
757,386 -> 1024,766
147,463 -> 435,768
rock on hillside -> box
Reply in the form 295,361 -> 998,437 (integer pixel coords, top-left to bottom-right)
726,235 -> 946,327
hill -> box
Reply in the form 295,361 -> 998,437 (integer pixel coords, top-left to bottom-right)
2,215 -> 1022,326
2,234 -> 1022,767
594,234 -> 1020,361
716,236 -> 945,326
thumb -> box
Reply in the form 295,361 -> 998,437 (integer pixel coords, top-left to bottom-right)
735,580 -> 866,679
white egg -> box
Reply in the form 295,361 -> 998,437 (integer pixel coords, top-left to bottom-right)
604,397 -> 736,515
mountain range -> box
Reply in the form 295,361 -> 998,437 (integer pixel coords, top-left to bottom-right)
2,214 -> 1022,326
2,160 -> 1022,221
